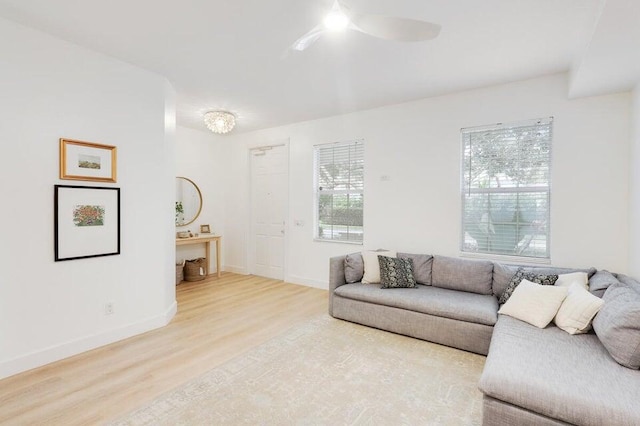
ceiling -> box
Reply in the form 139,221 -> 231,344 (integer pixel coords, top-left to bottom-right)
0,0 -> 637,134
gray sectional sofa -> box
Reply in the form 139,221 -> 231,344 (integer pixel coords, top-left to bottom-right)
329,252 -> 640,425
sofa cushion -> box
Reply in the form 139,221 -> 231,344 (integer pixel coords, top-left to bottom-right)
379,256 -> 416,289
554,283 -> 604,334
344,252 -> 364,283
555,272 -> 589,290
498,267 -> 559,304
397,252 -> 433,285
362,250 -> 396,284
492,264 -> 596,298
524,265 -> 597,278
334,283 -> 498,326
492,263 -> 520,297
588,270 -> 619,298
479,316 -> 640,426
616,273 -> 640,288
498,280 -> 568,328
593,282 -> 640,369
431,255 -> 493,295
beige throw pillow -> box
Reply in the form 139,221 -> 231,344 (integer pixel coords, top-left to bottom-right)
554,283 -> 604,334
555,272 -> 589,290
498,279 -> 568,328
362,250 -> 396,284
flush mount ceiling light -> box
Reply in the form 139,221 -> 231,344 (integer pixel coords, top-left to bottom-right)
204,110 -> 236,134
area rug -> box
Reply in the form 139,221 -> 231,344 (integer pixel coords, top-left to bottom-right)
112,316 -> 485,425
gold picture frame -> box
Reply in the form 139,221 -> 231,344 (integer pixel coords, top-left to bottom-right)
200,224 -> 211,234
60,138 -> 117,182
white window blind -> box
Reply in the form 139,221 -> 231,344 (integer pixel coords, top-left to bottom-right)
314,140 -> 364,243
461,117 -> 552,259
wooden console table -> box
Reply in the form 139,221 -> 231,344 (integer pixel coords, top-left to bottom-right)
176,235 -> 221,278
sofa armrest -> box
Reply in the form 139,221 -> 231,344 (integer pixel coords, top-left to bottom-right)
329,255 -> 348,317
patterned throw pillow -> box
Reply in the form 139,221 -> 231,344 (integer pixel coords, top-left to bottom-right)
499,267 -> 559,304
379,256 -> 417,289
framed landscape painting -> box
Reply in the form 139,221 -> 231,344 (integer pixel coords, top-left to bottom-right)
60,138 -> 117,182
54,185 -> 120,261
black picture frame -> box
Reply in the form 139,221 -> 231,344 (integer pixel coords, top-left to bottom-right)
54,185 -> 121,261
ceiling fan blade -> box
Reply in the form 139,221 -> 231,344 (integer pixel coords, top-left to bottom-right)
292,25 -> 326,51
351,15 -> 441,42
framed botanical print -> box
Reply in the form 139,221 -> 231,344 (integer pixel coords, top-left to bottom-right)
60,138 -> 117,182
54,185 -> 120,261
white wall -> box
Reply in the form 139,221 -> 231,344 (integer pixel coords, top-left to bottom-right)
0,18 -> 176,379
630,85 -> 640,278
175,126 -> 225,272
221,74 -> 630,288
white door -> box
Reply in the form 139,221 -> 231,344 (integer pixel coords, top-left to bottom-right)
250,145 -> 288,280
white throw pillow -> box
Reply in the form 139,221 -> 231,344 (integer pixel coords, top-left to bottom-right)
361,250 -> 396,284
554,282 -> 604,334
555,272 -> 589,290
498,279 -> 568,328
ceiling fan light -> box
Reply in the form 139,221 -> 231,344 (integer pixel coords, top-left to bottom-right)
204,111 -> 236,134
323,10 -> 349,31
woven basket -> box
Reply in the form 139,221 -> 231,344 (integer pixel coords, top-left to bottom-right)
175,261 -> 185,285
184,258 -> 206,281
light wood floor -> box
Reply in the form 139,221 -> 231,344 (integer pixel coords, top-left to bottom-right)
0,273 -> 328,425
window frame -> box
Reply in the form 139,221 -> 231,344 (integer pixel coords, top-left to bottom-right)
460,117 -> 553,262
313,139 -> 364,245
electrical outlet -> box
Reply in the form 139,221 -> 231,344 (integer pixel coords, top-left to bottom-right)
105,302 -> 115,315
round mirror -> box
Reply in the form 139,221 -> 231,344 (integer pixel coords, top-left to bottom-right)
176,177 -> 202,226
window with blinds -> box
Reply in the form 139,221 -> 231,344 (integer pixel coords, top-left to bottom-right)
314,140 -> 364,243
461,118 -> 552,259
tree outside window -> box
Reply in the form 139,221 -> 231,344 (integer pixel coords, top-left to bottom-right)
461,118 -> 552,259
315,141 -> 364,243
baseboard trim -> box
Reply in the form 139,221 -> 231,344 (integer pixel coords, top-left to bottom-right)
286,275 -> 328,290
224,265 -> 248,274
0,301 -> 177,380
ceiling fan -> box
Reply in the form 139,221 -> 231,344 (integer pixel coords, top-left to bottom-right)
291,0 -> 441,52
